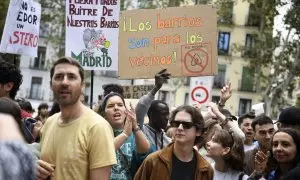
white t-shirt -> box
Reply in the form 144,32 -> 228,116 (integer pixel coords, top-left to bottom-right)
212,163 -> 249,180
244,143 -> 257,152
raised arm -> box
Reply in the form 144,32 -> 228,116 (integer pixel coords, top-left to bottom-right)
114,114 -> 132,151
209,102 -> 245,141
218,82 -> 232,109
136,69 -> 170,129
129,108 -> 151,153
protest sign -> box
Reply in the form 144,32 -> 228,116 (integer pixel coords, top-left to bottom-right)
123,85 -> 155,99
0,0 -> 41,57
118,5 -> 217,79
65,0 -> 120,70
189,76 -> 213,110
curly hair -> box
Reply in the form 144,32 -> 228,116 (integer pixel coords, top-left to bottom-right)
213,129 -> 245,171
0,60 -> 23,99
169,105 -> 205,145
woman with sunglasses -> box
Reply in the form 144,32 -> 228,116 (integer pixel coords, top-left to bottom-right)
206,129 -> 249,180
266,128 -> 300,180
101,92 -> 152,180
135,105 -> 213,180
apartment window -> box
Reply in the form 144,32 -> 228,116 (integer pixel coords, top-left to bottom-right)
239,98 -> 252,116
240,67 -> 255,92
244,34 -> 257,58
29,77 -> 42,100
213,64 -> 226,88
33,46 -> 46,69
218,32 -> 231,55
247,3 -> 260,26
212,96 -> 220,104
184,93 -> 189,105
158,91 -> 169,103
245,34 -> 256,49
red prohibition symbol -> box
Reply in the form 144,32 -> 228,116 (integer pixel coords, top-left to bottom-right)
191,86 -> 209,104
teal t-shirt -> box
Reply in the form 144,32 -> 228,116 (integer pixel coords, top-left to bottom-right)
110,129 -> 152,180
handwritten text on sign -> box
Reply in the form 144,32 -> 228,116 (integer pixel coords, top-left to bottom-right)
65,0 -> 120,70
123,85 -> 155,99
118,5 -> 217,79
0,0 -> 41,57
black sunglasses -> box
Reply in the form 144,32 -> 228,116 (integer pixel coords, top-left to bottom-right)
170,121 -> 194,129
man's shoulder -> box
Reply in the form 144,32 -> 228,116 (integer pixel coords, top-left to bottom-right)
82,108 -> 108,125
80,108 -> 113,135
143,150 -> 161,164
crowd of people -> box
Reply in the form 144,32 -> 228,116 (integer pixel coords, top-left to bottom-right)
0,57 -> 300,180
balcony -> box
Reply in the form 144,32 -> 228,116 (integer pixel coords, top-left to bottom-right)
238,79 -> 256,92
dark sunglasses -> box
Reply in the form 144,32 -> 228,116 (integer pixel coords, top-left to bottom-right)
170,121 -> 194,129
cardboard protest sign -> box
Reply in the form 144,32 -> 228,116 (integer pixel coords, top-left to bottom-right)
189,76 -> 213,110
0,0 -> 41,57
123,85 -> 155,99
65,0 -> 120,70
118,5 -> 217,79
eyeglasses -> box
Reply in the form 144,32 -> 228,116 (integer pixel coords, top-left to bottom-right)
170,121 -> 194,129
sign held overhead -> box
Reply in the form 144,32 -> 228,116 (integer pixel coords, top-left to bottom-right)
0,0 -> 41,57
118,5 -> 217,79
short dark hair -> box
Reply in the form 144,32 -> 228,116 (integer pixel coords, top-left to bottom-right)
16,98 -> 34,113
49,101 -> 60,116
251,114 -> 273,131
272,128 -> 300,166
238,111 -> 256,126
169,105 -> 204,145
0,60 -> 23,99
38,103 -> 48,111
278,107 -> 300,126
147,100 -> 168,118
50,57 -> 84,83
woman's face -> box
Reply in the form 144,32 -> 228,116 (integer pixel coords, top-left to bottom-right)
206,134 -> 229,159
104,96 -> 126,129
272,132 -> 297,164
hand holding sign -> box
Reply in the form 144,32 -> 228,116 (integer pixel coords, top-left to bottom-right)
155,69 -> 171,89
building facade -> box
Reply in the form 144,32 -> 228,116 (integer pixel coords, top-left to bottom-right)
17,0 -> 265,115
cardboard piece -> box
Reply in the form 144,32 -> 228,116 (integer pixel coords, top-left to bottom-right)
65,0 -> 120,70
118,5 -> 217,79
123,85 -> 155,99
0,0 -> 41,57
